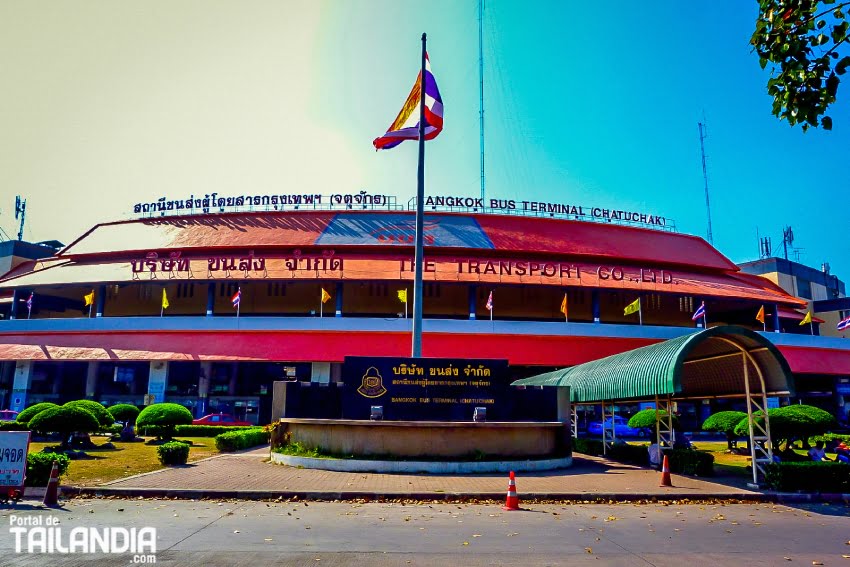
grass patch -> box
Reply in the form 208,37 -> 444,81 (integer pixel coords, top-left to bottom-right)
27,435 -> 220,486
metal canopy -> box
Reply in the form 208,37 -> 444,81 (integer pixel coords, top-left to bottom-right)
511,325 -> 795,403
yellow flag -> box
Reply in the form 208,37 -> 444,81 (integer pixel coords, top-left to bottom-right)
161,288 -> 169,310
84,290 -> 94,306
755,305 -> 765,324
321,288 -> 331,304
560,293 -> 568,317
397,289 -> 408,303
624,298 -> 640,316
799,311 -> 812,326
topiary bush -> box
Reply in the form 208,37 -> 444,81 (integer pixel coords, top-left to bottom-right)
702,411 -> 748,450
764,462 -> 850,493
572,438 -> 605,456
157,441 -> 190,465
733,404 -> 838,451
0,420 -> 29,431
28,406 -> 100,450
627,409 -> 680,431
16,402 -> 59,425
26,453 -> 71,487
606,443 -> 649,465
174,425 -> 254,437
137,403 -> 194,441
63,400 -> 115,429
108,403 -> 140,425
214,428 -> 269,452
666,448 -> 715,477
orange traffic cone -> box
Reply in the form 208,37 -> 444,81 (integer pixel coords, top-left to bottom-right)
659,454 -> 673,487
42,460 -> 60,507
503,470 -> 520,511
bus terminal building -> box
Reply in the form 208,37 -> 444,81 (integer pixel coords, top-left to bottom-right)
0,194 -> 848,426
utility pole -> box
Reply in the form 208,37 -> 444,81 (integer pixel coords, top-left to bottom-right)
478,0 -> 485,203
697,122 -> 713,245
14,196 -> 26,241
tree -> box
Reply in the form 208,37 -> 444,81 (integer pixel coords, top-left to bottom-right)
136,403 -> 193,441
701,411 -> 748,450
16,402 -> 59,425
28,406 -> 100,450
751,0 -> 850,131
627,409 -> 680,432
108,404 -> 140,426
733,404 -> 837,451
63,400 -> 114,429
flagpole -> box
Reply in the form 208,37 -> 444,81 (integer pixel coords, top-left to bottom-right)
411,32 -> 427,358
810,320 -> 814,335
638,297 -> 643,326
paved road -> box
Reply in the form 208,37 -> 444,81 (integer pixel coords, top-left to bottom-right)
1,498 -> 848,566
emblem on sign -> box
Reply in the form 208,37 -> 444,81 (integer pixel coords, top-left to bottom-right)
357,367 -> 387,399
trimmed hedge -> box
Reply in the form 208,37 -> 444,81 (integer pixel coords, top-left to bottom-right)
607,443 -> 649,465
811,433 -> 850,445
214,428 -> 269,452
64,400 -> 114,428
157,441 -> 190,465
0,420 -> 29,431
137,403 -> 194,440
16,403 -> 59,425
666,449 -> 715,477
573,438 -> 604,456
26,453 -> 71,487
176,425 -> 256,437
764,462 -> 850,493
28,406 -> 100,437
107,404 -> 140,424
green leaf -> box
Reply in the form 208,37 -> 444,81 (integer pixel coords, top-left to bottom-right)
822,116 -> 833,130
836,55 -> 850,75
826,73 -> 840,97
817,19 -> 826,29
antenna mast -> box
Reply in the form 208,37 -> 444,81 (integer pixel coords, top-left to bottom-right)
14,196 -> 26,241
478,0 -> 485,202
697,121 -> 714,245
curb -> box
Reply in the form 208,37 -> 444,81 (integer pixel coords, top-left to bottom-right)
58,486 -> 850,504
270,452 -> 572,474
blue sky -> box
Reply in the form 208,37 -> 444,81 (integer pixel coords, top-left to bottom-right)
1,1 -> 847,278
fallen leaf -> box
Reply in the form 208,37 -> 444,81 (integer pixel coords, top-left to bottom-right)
812,562 -> 823,566
472,534 -> 482,538
462,542 -> 469,546
585,547 -> 593,554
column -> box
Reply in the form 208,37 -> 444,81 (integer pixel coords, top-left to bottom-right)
95,284 -> 106,318
9,289 -> 18,320
772,303 -> 780,333
228,362 -> 238,395
197,362 -> 212,417
311,362 -> 331,384
85,362 -> 100,398
468,285 -> 477,320
147,361 -> 169,404
591,290 -> 601,323
335,282 -> 343,317
206,283 -> 215,317
10,361 -> 34,412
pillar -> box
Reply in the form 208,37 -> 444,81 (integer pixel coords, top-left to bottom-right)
95,284 -> 106,318
9,289 -> 18,320
10,361 -> 34,412
468,285 -> 477,320
197,362 -> 212,417
206,283 -> 215,317
772,303 -> 780,333
147,361 -> 169,404
85,362 -> 100,398
591,290 -> 601,323
228,362 -> 239,395
335,282 -> 343,317
311,362 -> 331,384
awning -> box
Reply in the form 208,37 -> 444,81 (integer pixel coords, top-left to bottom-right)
777,306 -> 825,324
511,325 -> 795,402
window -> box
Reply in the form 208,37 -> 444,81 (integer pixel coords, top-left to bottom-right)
796,278 -> 812,300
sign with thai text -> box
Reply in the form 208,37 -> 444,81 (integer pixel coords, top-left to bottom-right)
341,357 -> 509,421
0,432 -> 30,488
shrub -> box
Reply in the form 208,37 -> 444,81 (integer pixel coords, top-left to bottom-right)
157,441 -> 190,465
0,420 -> 29,431
137,403 -> 194,440
63,400 -> 115,429
606,443 -> 649,465
666,449 -> 715,477
173,425 -> 255,437
26,453 -> 71,486
28,406 -> 100,448
734,405 -> 837,451
627,409 -> 680,431
16,403 -> 59,425
108,404 -> 140,425
764,462 -> 850,493
572,438 -> 604,456
702,411 -> 748,450
214,428 -> 269,452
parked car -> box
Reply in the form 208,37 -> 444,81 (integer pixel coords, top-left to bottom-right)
192,413 -> 252,426
586,416 -> 650,438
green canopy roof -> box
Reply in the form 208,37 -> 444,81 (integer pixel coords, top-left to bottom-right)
511,325 -> 795,402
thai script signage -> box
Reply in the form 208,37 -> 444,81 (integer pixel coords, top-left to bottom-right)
133,191 -> 395,214
0,432 -> 30,488
341,356 -> 510,421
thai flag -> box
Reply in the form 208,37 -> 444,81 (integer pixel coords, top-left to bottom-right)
691,301 -> 706,321
485,291 -> 493,311
373,53 -> 443,150
838,315 -> 850,331
231,289 -> 241,308
26,292 -> 33,310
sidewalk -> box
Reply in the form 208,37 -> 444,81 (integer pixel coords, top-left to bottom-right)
59,447 -> 800,502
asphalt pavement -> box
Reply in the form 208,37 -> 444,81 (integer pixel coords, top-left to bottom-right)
1,497 -> 848,566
